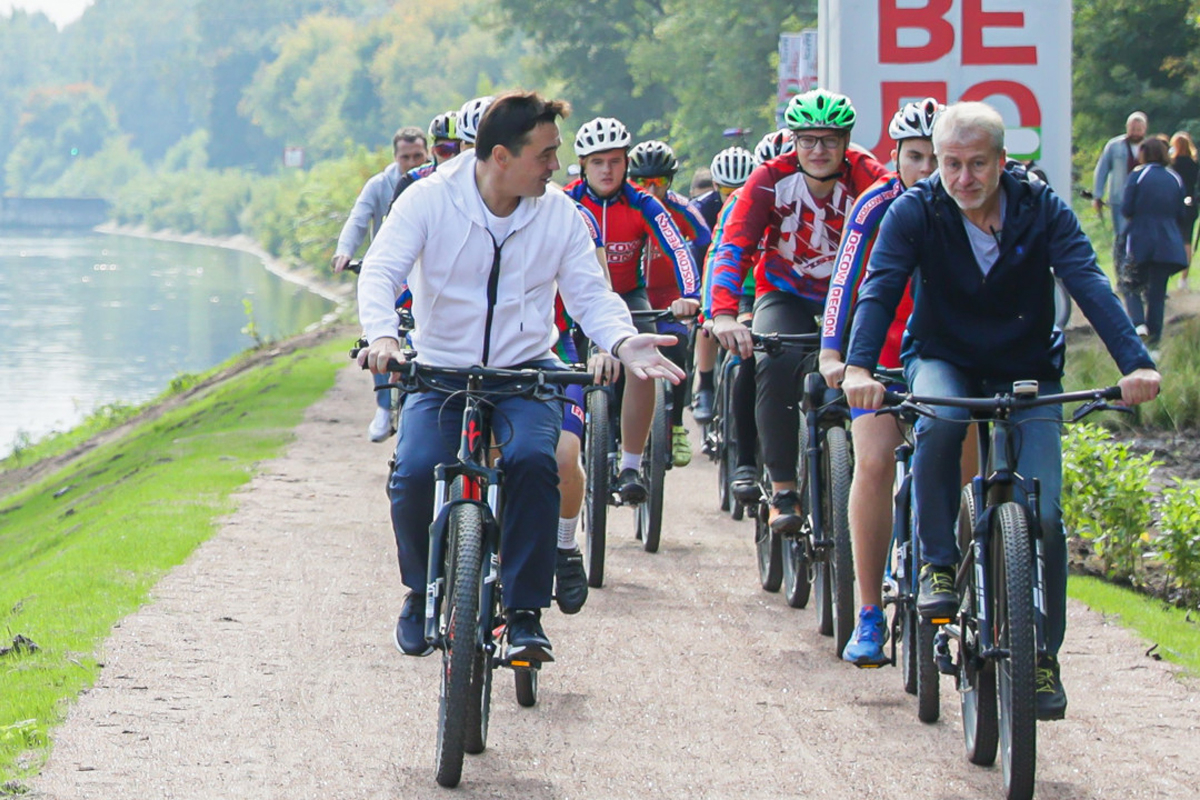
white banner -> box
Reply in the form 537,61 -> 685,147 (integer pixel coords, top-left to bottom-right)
818,0 -> 1072,192
778,31 -> 819,127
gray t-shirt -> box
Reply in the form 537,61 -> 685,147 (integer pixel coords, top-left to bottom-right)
963,188 -> 1006,276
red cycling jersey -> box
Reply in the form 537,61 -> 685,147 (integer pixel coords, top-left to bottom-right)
564,179 -> 701,299
708,148 -> 886,318
645,189 -> 711,309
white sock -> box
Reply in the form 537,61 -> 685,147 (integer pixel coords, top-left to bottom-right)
620,451 -> 642,472
557,515 -> 579,550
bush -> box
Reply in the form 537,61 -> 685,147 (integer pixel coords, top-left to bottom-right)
1062,423 -> 1160,584
1154,479 -> 1200,607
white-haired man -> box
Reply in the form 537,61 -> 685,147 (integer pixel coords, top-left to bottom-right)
842,101 -> 1161,719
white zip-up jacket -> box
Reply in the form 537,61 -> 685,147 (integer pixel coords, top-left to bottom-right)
359,149 -> 637,367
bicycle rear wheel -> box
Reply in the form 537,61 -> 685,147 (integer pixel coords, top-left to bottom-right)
638,379 -> 669,553
755,471 -> 783,592
514,668 -> 538,708
822,426 -> 855,654
994,501 -> 1037,800
583,389 -> 609,588
783,421 -> 811,609
434,502 -> 484,788
957,487 -> 998,766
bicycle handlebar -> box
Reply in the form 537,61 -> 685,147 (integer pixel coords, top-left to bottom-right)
630,308 -> 697,323
879,384 -> 1127,422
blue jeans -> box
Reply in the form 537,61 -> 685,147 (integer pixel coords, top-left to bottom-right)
387,362 -> 563,611
373,372 -> 394,410
905,357 -> 1068,656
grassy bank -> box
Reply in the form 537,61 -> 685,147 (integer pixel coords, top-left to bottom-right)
1069,575 -> 1200,676
0,332 -> 346,789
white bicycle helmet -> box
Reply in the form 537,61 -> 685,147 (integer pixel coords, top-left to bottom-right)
709,147 -> 756,188
457,96 -> 494,146
574,117 -> 632,158
754,129 -> 795,163
888,97 -> 943,142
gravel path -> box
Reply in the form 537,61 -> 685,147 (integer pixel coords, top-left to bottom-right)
30,363 -> 1200,799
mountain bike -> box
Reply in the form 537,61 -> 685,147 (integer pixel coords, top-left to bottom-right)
702,343 -> 747,520
875,368 -> 941,722
367,356 -> 592,788
881,382 -> 1128,800
581,308 -> 682,586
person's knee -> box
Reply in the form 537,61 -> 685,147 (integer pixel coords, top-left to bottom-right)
854,441 -> 895,487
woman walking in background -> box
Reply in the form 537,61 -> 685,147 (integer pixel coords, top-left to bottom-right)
1170,131 -> 1198,288
1122,136 -> 1189,351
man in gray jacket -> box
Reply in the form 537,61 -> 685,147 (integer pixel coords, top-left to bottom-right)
1093,111 -> 1149,250
332,126 -> 428,441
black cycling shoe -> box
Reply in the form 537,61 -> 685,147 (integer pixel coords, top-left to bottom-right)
731,465 -> 761,505
692,388 -> 715,424
1036,654 -> 1068,720
555,547 -> 589,615
917,563 -> 958,621
768,490 -> 804,535
505,609 -> 554,663
616,467 -> 648,504
393,592 -> 433,657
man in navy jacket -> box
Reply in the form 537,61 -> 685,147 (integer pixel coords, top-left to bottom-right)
842,102 -> 1160,720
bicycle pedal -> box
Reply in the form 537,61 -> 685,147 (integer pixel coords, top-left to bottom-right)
927,617 -> 952,625
505,659 -> 542,671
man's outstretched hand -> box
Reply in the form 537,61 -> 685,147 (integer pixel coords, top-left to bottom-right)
617,334 -> 686,384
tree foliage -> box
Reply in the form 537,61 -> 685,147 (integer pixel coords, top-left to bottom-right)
4,83 -> 121,194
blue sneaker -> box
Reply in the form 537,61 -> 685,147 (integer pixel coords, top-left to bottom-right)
842,605 -> 889,667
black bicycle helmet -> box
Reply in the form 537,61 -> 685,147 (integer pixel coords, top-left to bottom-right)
628,140 -> 679,179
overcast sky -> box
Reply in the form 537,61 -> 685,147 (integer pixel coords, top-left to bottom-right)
0,0 -> 91,28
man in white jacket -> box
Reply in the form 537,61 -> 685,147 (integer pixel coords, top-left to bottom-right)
358,91 -> 682,660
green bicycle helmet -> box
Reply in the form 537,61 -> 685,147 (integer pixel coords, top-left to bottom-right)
784,89 -> 856,132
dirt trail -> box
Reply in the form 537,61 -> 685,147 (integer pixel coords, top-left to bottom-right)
29,363 -> 1200,799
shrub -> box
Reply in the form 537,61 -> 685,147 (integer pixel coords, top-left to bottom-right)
1154,479 -> 1200,607
1062,423 -> 1160,584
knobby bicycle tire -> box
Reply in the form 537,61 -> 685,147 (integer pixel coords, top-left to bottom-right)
464,527 -> 497,755
994,501 -> 1037,800
584,389 -> 609,588
717,357 -> 737,514
823,426 -> 855,655
756,500 -> 783,592
784,419 -> 811,609
916,616 -> 941,723
639,379 -> 669,553
957,486 -> 998,767
514,668 -> 538,708
434,502 -> 485,788
896,474 -> 918,695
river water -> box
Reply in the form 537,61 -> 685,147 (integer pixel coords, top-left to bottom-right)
0,231 -> 339,459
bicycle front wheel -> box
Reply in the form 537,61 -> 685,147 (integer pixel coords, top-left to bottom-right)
994,501 -> 1037,800
434,502 -> 485,788
818,426 -> 854,653
583,388 -> 609,588
638,378 -> 669,553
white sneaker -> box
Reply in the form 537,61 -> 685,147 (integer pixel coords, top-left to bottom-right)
1135,324 -> 1150,339
368,407 -> 394,442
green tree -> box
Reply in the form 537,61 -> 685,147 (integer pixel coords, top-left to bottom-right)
627,0 -> 814,169
1073,0 -> 1200,155
0,10 -> 63,193
4,83 -> 121,194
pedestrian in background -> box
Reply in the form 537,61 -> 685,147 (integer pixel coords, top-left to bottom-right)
1170,130 -> 1199,289
1122,136 -> 1189,350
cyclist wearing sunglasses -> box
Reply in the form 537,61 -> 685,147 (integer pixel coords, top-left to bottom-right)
388,110 -> 465,212
565,117 -> 701,501
816,98 -> 942,666
628,139 -> 712,466
709,89 -> 887,534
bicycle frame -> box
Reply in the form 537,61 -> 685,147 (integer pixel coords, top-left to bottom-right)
424,374 -> 505,653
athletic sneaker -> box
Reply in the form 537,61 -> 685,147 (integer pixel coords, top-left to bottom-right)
769,490 -> 804,535
616,467 -> 648,504
692,388 -> 715,424
1036,654 -> 1068,720
842,605 -> 889,666
917,563 -> 957,620
672,425 -> 692,466
393,592 -> 433,657
731,465 -> 761,505
368,406 -> 394,442
506,609 -> 554,663
555,547 -> 589,614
